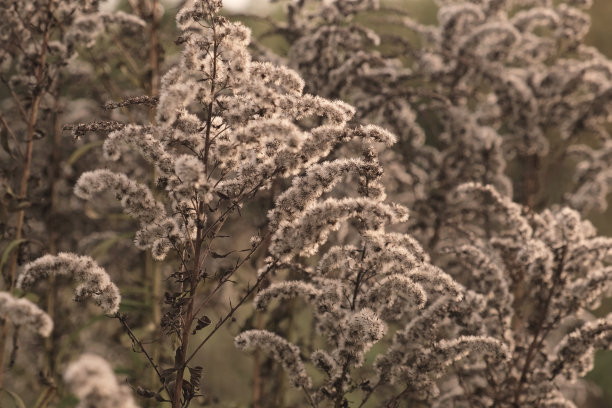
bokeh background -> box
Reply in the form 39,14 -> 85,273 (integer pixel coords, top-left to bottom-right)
50,0 -> 612,406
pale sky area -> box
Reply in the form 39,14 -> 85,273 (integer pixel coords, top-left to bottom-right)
224,0 -> 255,12
101,0 -> 264,13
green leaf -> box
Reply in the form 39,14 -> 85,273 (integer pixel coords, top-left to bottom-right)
67,140 -> 103,166
0,128 -> 11,156
11,200 -> 31,212
55,394 -> 78,408
0,239 -> 28,274
3,184 -> 16,198
90,233 -> 130,259
1,389 -> 27,408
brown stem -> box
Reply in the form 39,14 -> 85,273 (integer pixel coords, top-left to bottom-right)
171,230 -> 201,408
358,382 -> 381,408
203,23 -> 218,174
144,249 -> 162,391
333,364 -> 351,408
0,3 -> 52,387
252,311 -> 263,408
34,385 -> 57,408
42,100 -> 63,385
0,321 -> 8,388
512,246 -> 566,406
385,386 -> 410,408
5,90 -> 43,289
148,0 -> 161,98
148,0 -> 163,390
171,195 -> 210,408
185,260 -> 278,365
0,75 -> 28,123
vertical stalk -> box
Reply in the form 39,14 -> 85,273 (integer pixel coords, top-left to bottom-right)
251,180 -> 278,407
172,21 -> 216,405
512,247 -> 566,406
510,153 -> 539,333
252,311 -> 263,408
40,102 -> 62,401
138,0 -> 163,391
0,3 -> 52,386
171,227 -> 202,408
148,0 -> 161,98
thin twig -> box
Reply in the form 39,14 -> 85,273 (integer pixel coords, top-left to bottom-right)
184,259 -> 279,365
116,312 -> 172,397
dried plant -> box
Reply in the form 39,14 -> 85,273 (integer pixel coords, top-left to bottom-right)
2,0 -> 612,407
264,0 -> 612,246
237,0 -> 612,406
64,353 -> 139,408
0,0 -> 154,399
53,0 -> 422,406
18,253 -> 121,314
434,182 -> 612,406
236,224 -> 509,406
0,292 -> 53,338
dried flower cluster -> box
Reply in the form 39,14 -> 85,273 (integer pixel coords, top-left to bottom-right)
238,221 -> 510,405
277,0 -> 612,246
18,253 -> 121,314
55,0 -> 421,407
0,0 -> 152,395
237,0 -> 612,406
431,182 -> 612,406
64,353 -> 139,408
2,0 -> 612,407
0,292 -> 52,337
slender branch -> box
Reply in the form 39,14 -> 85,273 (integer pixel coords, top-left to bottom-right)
33,386 -> 57,408
512,246 -> 567,406
116,313 -> 173,399
117,313 -> 164,380
302,385 -> 317,408
190,232 -> 270,319
203,21 -> 218,175
0,112 -> 24,158
385,385 -> 410,408
358,381 -> 381,408
184,259 -> 279,365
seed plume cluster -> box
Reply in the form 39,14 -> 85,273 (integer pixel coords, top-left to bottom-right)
2,0 -> 612,407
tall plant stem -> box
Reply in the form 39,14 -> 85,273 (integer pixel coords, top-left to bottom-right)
252,311 -> 263,408
148,0 -> 161,98
512,246 -> 565,406
145,0 -> 163,390
42,102 -> 63,387
0,3 -> 52,386
510,153 -> 539,334
171,220 -> 203,408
